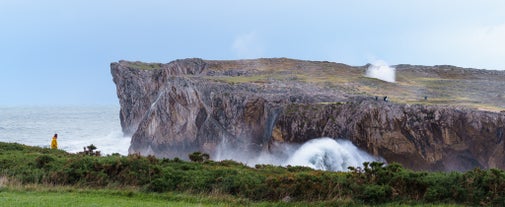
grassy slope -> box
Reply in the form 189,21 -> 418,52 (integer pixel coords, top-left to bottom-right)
2,142 -> 505,206
122,58 -> 505,111
200,58 -> 505,112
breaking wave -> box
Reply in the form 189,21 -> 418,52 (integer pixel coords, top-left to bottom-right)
284,138 -> 380,171
215,137 -> 382,172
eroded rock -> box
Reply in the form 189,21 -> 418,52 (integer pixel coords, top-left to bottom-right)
111,58 -> 505,171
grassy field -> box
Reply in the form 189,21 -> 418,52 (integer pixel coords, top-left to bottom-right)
1,190 -> 203,207
0,186 -> 463,207
0,185 -> 249,207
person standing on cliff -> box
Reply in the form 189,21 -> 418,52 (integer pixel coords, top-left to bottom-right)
51,133 -> 58,149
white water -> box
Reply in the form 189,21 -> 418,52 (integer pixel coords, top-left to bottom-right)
366,60 -> 396,83
215,137 -> 382,171
0,106 -> 130,155
285,138 -> 380,171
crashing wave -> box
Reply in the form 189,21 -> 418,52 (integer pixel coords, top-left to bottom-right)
285,137 -> 381,171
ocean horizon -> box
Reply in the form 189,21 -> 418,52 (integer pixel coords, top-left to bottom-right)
0,105 -> 130,155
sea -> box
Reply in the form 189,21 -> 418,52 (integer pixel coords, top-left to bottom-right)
0,105 -> 382,171
0,105 -> 130,155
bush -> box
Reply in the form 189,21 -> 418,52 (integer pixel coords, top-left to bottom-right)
5,142 -> 505,205
358,184 -> 392,204
78,144 -> 101,156
35,155 -> 55,169
188,152 -> 209,162
147,178 -> 172,192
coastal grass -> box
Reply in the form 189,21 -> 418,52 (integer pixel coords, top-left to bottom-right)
0,186 -> 463,207
0,179 -> 467,207
1,190 -> 207,207
122,58 -> 504,112
1,180 -> 282,207
201,58 -> 504,111
1,142 -> 504,206
125,61 -> 164,70
206,74 -> 272,84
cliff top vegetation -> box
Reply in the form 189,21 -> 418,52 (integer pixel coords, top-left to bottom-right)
118,58 -> 505,112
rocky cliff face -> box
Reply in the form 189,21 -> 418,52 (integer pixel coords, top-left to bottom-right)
111,58 -> 505,171
275,101 -> 505,171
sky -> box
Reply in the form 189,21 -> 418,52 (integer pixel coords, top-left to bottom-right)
1,0 -> 504,106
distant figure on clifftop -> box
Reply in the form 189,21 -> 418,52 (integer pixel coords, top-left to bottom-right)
383,96 -> 389,102
51,134 -> 58,149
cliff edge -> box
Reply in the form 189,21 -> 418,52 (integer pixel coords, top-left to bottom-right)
111,58 -> 505,171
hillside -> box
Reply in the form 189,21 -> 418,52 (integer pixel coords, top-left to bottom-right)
2,142 -> 505,205
204,59 -> 504,111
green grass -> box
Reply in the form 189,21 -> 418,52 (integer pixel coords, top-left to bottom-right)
0,188 -> 463,207
122,58 -> 504,111
206,74 -> 271,84
0,185 -> 256,207
1,142 -> 504,206
0,190 -> 203,207
124,61 -> 164,70
0,184 -> 466,207
203,59 -> 505,111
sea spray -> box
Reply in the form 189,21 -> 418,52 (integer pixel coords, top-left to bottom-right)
63,130 -> 131,155
0,106 -> 130,155
284,138 -> 380,171
214,137 -> 382,172
214,137 -> 298,167
366,60 -> 396,83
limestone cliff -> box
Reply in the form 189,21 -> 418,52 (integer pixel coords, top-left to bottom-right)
111,58 -> 505,171
275,101 -> 505,171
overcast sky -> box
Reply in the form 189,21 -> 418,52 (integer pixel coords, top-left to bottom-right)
1,0 -> 504,106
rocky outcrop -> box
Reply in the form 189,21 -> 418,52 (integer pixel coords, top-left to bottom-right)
111,58 -> 505,171
111,59 -> 207,136
274,101 -> 505,171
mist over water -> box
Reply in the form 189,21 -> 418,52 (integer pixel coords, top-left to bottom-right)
366,60 -> 396,83
0,106 -> 130,155
214,137 -> 382,171
285,138 -> 380,171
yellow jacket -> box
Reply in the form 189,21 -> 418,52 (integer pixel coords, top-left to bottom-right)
51,137 -> 58,149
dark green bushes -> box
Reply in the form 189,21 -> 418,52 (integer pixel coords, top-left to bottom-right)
35,155 -> 55,169
2,142 -> 505,205
188,152 -> 209,162
359,184 -> 392,204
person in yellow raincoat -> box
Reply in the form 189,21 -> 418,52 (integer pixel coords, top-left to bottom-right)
51,134 -> 58,149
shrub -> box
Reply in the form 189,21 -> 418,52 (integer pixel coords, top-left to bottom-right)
358,184 -> 392,204
4,142 -> 505,205
78,144 -> 101,156
35,155 -> 55,169
147,178 -> 172,192
188,152 -> 209,162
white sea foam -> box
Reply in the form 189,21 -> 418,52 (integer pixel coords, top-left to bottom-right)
214,137 -> 381,171
284,138 -> 380,171
0,106 -> 130,155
